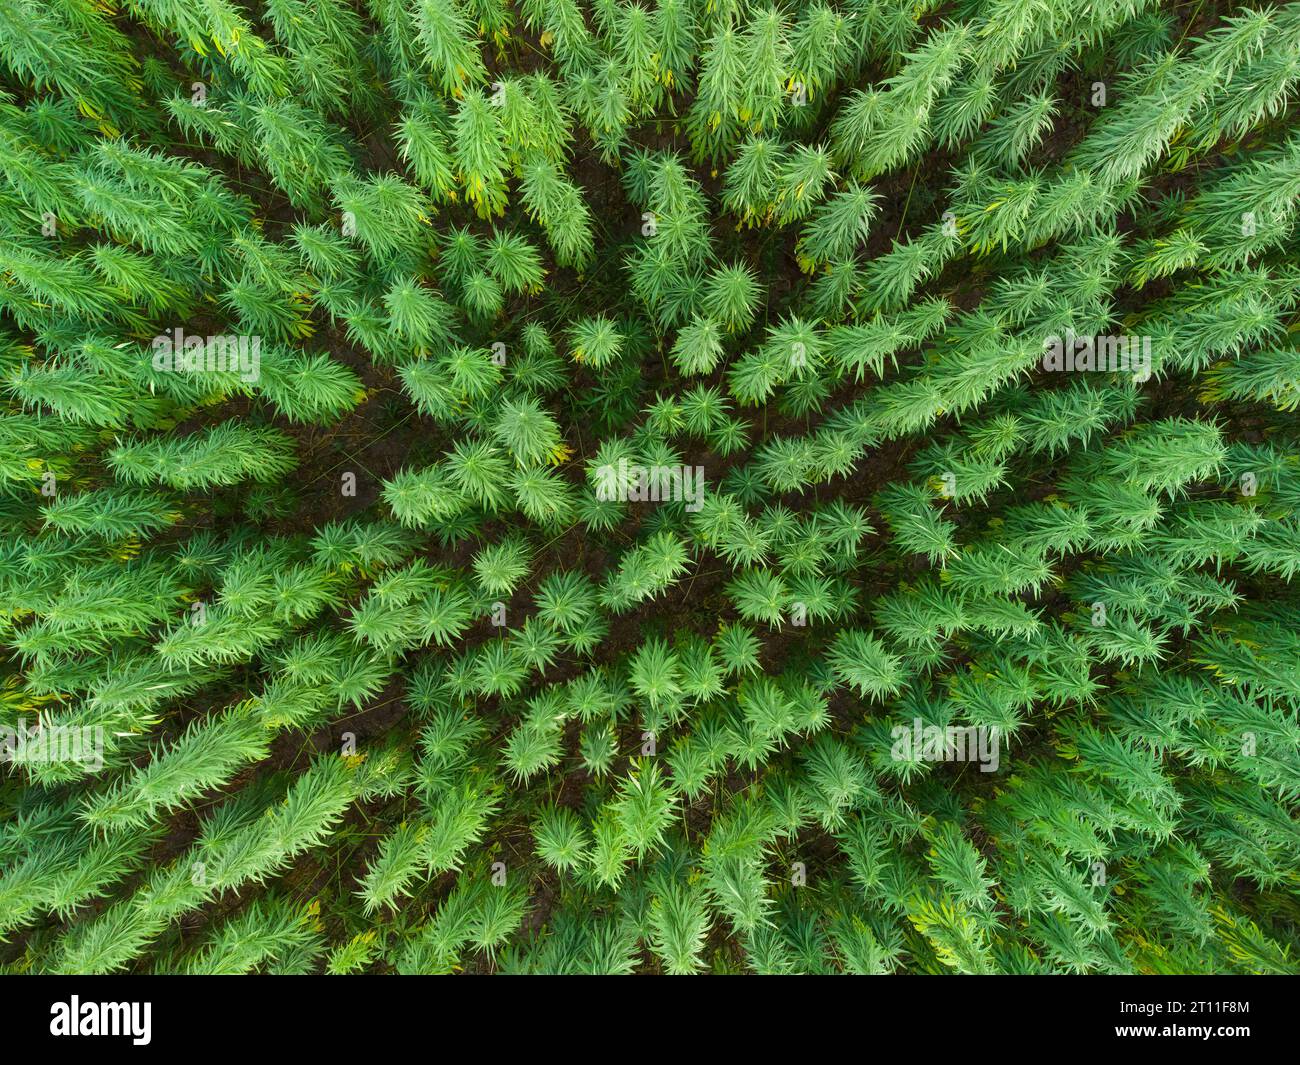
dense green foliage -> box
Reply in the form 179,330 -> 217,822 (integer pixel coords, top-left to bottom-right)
2,0 -> 1299,975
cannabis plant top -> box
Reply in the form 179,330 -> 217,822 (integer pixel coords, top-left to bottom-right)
1,0 -> 1299,975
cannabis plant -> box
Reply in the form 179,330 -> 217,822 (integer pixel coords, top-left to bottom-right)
1,0 -> 1299,977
